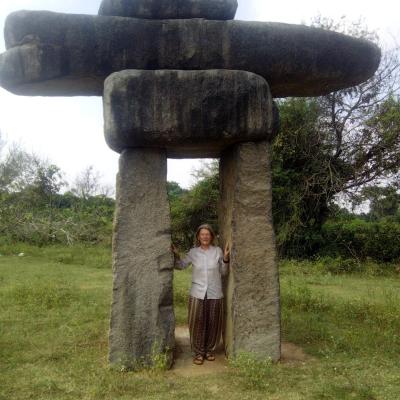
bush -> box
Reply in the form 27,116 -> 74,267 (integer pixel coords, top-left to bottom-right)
0,192 -> 114,246
279,257 -> 398,276
321,218 -> 400,262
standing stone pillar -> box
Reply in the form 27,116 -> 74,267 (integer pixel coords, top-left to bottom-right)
219,141 -> 281,361
109,148 -> 175,369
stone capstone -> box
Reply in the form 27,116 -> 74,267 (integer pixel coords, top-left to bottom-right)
0,11 -> 381,97
109,148 -> 175,369
219,140 -> 281,361
99,0 -> 238,20
103,69 -> 278,157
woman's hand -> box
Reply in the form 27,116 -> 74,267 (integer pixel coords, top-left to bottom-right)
223,242 -> 230,262
171,243 -> 180,258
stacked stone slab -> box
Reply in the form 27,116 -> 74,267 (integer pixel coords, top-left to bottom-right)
99,0 -> 238,19
0,10 -> 380,97
103,69 -> 278,157
0,0 -> 381,370
103,65 -> 280,366
99,0 -> 282,367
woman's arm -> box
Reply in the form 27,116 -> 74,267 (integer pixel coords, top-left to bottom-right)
219,244 -> 230,276
171,244 -> 192,270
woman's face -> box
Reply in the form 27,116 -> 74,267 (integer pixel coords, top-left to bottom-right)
198,228 -> 212,247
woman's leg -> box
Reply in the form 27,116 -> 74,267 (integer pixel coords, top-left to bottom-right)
188,295 -> 206,357
204,297 -> 224,355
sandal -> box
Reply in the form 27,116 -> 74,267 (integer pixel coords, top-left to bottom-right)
193,354 -> 204,365
205,353 -> 215,361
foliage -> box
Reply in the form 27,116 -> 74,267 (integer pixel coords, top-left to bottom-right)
272,98 -> 330,256
279,256 -> 398,277
72,165 -> 100,199
168,160 -> 219,250
353,183 -> 400,221
321,217 -> 400,262
0,187 -> 114,246
271,17 -> 400,257
166,181 -> 187,201
0,139 -> 115,246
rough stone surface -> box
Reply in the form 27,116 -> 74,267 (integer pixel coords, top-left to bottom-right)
103,69 -> 278,157
109,148 -> 175,369
219,141 -> 281,361
99,0 -> 238,20
0,11 -> 381,97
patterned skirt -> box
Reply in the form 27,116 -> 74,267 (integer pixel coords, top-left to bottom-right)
188,293 -> 224,356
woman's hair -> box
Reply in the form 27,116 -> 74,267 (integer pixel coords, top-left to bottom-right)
194,224 -> 216,247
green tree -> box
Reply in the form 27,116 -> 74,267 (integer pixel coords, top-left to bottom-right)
359,184 -> 400,220
0,138 -> 115,246
168,160 -> 219,250
272,98 -> 330,255
167,181 -> 187,201
0,140 -> 38,193
271,18 -> 400,256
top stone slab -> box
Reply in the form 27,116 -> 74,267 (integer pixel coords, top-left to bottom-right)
0,11 -> 381,98
98,0 -> 238,20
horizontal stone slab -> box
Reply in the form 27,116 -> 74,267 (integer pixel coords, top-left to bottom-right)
103,69 -> 278,157
99,0 -> 238,20
0,11 -> 381,97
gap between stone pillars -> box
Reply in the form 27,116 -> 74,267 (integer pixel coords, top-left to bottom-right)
219,140 -> 281,361
108,148 -> 175,370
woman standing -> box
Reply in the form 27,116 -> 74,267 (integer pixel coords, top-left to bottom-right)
171,224 -> 230,365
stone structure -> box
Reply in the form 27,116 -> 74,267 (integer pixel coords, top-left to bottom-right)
0,0 -> 380,369
110,148 -> 175,368
103,69 -> 277,156
99,0 -> 238,19
219,141 -> 280,359
0,11 -> 380,97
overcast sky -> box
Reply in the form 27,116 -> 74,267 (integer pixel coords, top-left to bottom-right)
0,0 -> 399,190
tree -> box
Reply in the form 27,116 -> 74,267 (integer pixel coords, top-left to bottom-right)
72,165 -> 101,200
168,160 -> 219,250
0,139 -> 39,192
167,181 -> 187,201
271,18 -> 400,256
357,183 -> 400,220
311,16 -> 400,198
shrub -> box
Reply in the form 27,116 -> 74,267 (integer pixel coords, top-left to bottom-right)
321,218 -> 400,262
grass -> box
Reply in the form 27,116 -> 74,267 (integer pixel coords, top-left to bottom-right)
1,244 -> 400,399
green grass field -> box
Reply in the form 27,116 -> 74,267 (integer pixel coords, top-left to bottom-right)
1,244 -> 399,399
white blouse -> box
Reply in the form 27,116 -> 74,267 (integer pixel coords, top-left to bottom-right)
175,245 -> 229,299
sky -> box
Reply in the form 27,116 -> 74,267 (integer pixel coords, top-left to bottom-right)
0,0 -> 399,191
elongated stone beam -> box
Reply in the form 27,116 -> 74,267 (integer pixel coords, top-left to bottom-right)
0,10 -> 380,97
99,0 -> 238,20
219,140 -> 281,361
109,148 -> 175,370
103,69 -> 278,157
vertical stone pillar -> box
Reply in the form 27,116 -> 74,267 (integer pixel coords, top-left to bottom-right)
219,140 -> 281,361
108,148 -> 175,369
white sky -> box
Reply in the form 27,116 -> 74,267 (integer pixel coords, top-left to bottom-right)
0,0 -> 399,190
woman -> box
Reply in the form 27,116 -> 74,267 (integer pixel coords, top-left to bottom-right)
171,224 -> 230,365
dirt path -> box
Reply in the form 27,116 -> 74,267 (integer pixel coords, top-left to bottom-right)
169,326 -> 316,377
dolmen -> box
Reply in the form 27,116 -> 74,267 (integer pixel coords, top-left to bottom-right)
0,0 -> 380,370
